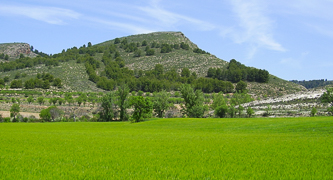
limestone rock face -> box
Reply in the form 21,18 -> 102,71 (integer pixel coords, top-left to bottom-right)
0,43 -> 37,58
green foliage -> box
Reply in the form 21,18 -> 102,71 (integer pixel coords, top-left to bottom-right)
214,105 -> 228,118
40,106 -> 62,122
153,90 -> 171,118
53,78 -> 62,88
27,96 -> 34,104
236,80 -> 247,93
193,48 -> 209,54
181,68 -> 190,78
228,105 -> 236,118
291,79 -> 333,89
116,84 -> 130,121
310,107 -> 317,117
211,92 -> 226,110
246,107 -> 254,117
10,79 -> 23,88
42,80 -> 50,89
180,84 -> 206,118
37,96 -> 45,105
146,49 -> 155,56
321,88 -> 333,105
100,92 -> 116,121
207,59 -> 269,83
130,96 -> 153,122
10,103 -> 20,120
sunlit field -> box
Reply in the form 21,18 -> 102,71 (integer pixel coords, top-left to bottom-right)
0,117 -> 332,179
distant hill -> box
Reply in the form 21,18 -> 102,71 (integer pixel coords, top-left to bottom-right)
0,31 -> 306,96
290,79 -> 333,89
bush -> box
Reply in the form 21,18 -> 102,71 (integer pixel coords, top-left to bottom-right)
3,117 -> 11,123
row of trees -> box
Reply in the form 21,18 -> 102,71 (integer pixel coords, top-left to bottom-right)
98,84 -> 254,122
290,79 -> 333,89
207,59 -> 269,83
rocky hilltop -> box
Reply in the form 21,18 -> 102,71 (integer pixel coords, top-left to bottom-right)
0,43 -> 36,59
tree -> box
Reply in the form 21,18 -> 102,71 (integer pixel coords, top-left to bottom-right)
37,97 -> 44,105
146,49 -> 155,56
215,105 -> 228,118
153,90 -> 171,118
43,80 -> 50,89
130,96 -> 153,122
321,88 -> 333,105
114,38 -> 121,44
0,78 -> 5,87
49,106 -> 63,121
58,98 -> 65,106
181,68 -> 191,78
4,54 -> 9,60
142,40 -> 147,46
134,49 -> 142,57
100,92 -> 116,121
265,105 -> 271,115
27,96 -> 34,104
180,84 -> 206,118
39,108 -> 50,121
117,84 -> 130,121
246,107 -> 254,117
228,105 -> 236,118
76,97 -> 83,106
310,107 -> 317,117
211,92 -> 226,110
4,76 -> 9,83
53,78 -> 62,88
51,98 -> 58,106
10,80 -> 23,88
236,80 -> 247,93
237,105 -> 245,117
10,103 -> 20,121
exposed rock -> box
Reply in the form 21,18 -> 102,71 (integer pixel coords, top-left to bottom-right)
0,43 -> 37,58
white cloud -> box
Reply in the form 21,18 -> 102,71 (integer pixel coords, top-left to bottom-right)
137,0 -> 215,31
226,0 -> 286,57
0,4 -> 81,25
86,17 -> 156,35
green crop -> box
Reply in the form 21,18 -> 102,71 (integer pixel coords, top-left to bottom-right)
0,117 -> 332,179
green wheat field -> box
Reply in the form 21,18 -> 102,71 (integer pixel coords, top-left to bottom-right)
0,117 -> 332,179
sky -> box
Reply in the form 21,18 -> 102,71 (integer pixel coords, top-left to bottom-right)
1,0 -> 333,81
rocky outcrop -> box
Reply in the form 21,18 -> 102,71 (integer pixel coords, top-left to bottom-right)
0,43 -> 37,58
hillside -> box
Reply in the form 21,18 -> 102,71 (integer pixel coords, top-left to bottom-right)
96,32 -> 228,76
0,31 -> 305,96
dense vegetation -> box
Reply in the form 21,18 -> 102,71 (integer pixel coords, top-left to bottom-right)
290,79 -> 333,89
0,117 -> 332,179
207,59 -> 269,83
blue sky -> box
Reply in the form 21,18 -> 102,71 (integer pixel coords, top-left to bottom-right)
1,0 -> 333,80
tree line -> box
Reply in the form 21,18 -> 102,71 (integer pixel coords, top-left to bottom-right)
207,59 -> 269,83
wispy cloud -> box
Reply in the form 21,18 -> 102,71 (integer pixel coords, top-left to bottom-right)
0,4 -> 81,25
86,17 -> 155,35
225,0 -> 286,58
280,52 -> 308,69
137,0 -> 215,31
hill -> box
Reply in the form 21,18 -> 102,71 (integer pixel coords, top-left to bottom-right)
0,31 -> 305,96
96,31 -> 228,76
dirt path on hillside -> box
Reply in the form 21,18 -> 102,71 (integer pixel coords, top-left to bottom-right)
0,111 -> 40,118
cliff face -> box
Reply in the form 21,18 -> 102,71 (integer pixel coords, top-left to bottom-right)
0,43 -> 37,58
